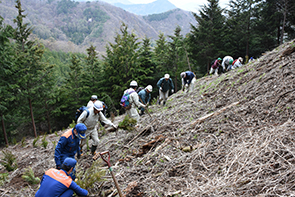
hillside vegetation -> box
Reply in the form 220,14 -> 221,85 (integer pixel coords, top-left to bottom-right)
0,0 -> 195,54
1,39 -> 295,196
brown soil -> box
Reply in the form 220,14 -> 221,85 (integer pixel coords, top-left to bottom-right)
1,39 -> 295,196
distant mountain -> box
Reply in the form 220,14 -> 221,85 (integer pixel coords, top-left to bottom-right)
114,0 -> 177,15
0,0 -> 196,55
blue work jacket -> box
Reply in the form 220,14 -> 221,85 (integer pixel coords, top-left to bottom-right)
183,71 -> 195,85
138,89 -> 151,104
35,168 -> 88,197
157,77 -> 174,92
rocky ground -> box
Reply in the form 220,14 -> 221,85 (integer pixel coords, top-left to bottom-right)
1,39 -> 295,197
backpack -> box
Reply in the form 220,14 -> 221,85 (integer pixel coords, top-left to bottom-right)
120,90 -> 135,110
75,106 -> 89,123
136,86 -> 144,94
232,59 -> 238,65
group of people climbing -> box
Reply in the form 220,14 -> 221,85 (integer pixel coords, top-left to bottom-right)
209,56 -> 245,76
36,71 -> 197,196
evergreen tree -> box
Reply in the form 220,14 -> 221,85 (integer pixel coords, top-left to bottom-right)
153,33 -> 169,80
102,23 -> 143,111
0,16 -> 14,145
13,0 -> 54,137
188,0 -> 225,75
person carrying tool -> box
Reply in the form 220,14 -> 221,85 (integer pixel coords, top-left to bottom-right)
156,74 -> 174,106
78,100 -> 117,156
54,123 -> 87,178
122,80 -> 146,122
35,157 -> 88,197
180,71 -> 196,92
138,85 -> 152,116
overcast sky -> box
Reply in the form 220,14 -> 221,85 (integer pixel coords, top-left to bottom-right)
128,0 -> 229,12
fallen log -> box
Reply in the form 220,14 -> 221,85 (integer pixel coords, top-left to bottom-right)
191,101 -> 240,126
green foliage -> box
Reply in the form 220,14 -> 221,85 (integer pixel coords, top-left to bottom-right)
33,136 -> 40,148
118,115 -> 137,131
41,134 -> 48,149
0,173 -> 9,186
75,160 -> 106,189
0,150 -> 18,172
52,141 -> 56,150
57,0 -> 79,15
22,167 -> 40,184
21,137 -> 26,147
143,10 -> 175,22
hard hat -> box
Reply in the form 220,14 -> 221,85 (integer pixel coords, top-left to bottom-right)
93,100 -> 103,111
164,74 -> 170,79
229,59 -> 233,65
130,80 -> 138,87
180,72 -> 186,78
74,123 -> 87,139
238,57 -> 243,63
146,85 -> 152,92
63,157 -> 77,168
218,58 -> 222,61
91,95 -> 98,100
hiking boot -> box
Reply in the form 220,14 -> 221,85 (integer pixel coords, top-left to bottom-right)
157,99 -> 160,105
163,101 -> 166,106
91,145 -> 97,156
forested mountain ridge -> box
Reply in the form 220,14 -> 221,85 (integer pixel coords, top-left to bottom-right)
0,0 -> 196,55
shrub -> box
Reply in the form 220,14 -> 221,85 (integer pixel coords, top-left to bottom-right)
0,173 -> 9,186
0,150 -> 18,172
41,134 -> 48,149
22,167 -> 40,184
75,160 -> 106,189
33,136 -> 40,148
118,115 -> 137,131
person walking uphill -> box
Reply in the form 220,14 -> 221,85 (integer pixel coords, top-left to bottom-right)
123,80 -> 146,122
55,123 -> 87,175
138,85 -> 152,116
35,157 -> 88,197
78,100 -> 117,155
157,74 -> 174,106
180,71 -> 196,92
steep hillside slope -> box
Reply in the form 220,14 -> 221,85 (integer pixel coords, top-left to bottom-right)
0,0 -> 196,55
1,40 -> 295,196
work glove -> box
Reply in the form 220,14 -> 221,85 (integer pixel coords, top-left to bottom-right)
160,87 -> 162,91
171,89 -> 174,93
113,124 -> 118,130
185,84 -> 189,88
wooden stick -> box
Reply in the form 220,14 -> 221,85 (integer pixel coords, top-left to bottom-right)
191,101 -> 240,126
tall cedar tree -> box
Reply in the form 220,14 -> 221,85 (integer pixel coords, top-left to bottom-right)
153,33 -> 169,80
167,26 -> 187,92
226,0 -> 257,62
102,23 -> 143,111
13,0 -> 54,137
0,16 -> 14,145
188,0 -> 225,74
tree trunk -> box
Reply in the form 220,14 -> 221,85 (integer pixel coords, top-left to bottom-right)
29,98 -> 37,137
1,114 -> 8,145
45,99 -> 51,133
280,0 -> 288,44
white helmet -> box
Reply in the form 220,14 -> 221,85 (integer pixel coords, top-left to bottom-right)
91,95 -> 98,100
130,80 -> 138,87
146,85 -> 152,92
164,74 -> 170,79
180,72 -> 186,78
238,57 -> 243,63
93,101 -> 103,111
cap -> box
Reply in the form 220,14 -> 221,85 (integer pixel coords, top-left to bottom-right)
130,80 -> 138,87
164,74 -> 170,79
146,85 -> 152,92
93,100 -> 103,111
91,95 -> 98,100
63,157 -> 77,168
75,123 -> 87,139
218,58 -> 222,61
238,57 -> 243,63
180,72 -> 186,78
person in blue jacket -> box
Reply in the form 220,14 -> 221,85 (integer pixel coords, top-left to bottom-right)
156,74 -> 174,106
55,123 -> 87,179
180,71 -> 196,93
35,157 -> 88,197
138,85 -> 152,115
